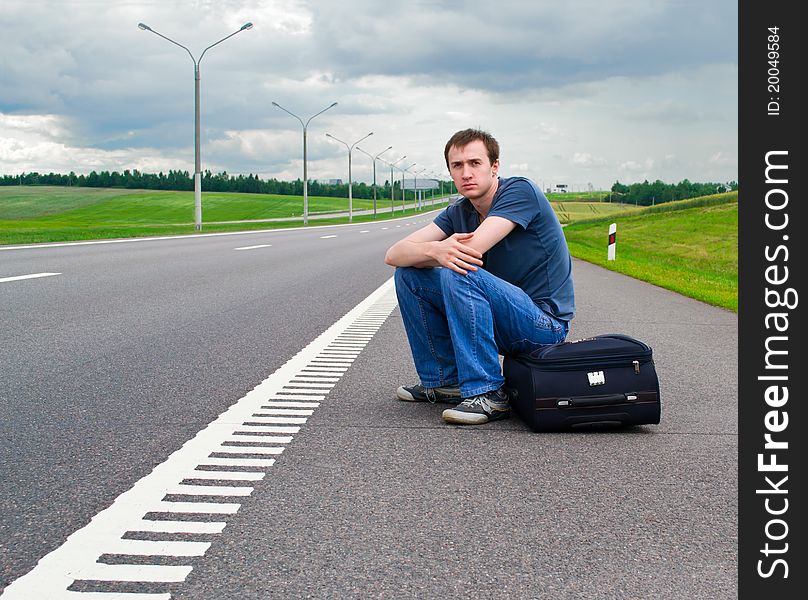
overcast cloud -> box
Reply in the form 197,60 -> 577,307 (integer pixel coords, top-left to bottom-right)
0,0 -> 737,190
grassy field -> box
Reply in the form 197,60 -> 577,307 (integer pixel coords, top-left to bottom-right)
1,186 -> 739,312
550,199 -> 637,224
563,192 -> 738,311
0,186 -> 446,244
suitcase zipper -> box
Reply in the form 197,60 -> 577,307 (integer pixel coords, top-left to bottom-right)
557,393 -> 639,407
524,355 -> 652,371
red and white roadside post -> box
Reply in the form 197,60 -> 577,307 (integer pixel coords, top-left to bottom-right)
607,223 -> 617,260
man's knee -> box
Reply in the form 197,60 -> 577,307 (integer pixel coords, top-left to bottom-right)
439,266 -> 487,291
395,266 -> 443,292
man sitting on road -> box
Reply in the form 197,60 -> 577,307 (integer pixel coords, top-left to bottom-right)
384,128 -> 575,425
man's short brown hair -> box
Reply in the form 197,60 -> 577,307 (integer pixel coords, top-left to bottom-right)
444,129 -> 500,169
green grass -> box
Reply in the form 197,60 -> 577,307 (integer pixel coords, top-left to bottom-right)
1,186 -> 739,312
550,200 -> 638,224
0,186 -> 451,245
563,192 -> 738,311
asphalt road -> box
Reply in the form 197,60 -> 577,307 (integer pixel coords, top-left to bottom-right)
0,213 -> 737,599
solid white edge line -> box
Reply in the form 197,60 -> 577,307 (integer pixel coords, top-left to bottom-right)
0,206 -> 450,252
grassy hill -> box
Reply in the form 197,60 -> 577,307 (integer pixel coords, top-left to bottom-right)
563,192 -> 738,311
1,186 -> 739,311
0,186 -> 443,244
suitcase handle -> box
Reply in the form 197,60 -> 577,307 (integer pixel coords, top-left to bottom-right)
557,393 -> 637,407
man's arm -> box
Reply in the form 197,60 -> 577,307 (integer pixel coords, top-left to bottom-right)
384,223 -> 482,274
384,217 -> 517,275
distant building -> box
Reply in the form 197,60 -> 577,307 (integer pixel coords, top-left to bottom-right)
327,178 -> 343,185
551,183 -> 569,193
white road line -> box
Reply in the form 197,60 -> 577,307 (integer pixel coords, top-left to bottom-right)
130,519 -> 226,534
1,276 -> 398,600
320,234 -> 337,239
359,230 -> 370,233
0,272 -> 61,284
0,207 -> 447,252
234,244 -> 272,251
72,563 -> 193,583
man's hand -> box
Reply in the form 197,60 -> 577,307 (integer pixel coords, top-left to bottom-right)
428,233 -> 484,275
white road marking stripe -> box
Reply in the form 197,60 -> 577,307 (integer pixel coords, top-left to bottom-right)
213,444 -> 286,455
261,401 -> 320,408
187,469 -> 265,481
226,434 -> 293,444
130,519 -> 226,534
252,408 -> 317,415
270,394 -> 326,402
2,277 -> 397,600
0,272 -> 61,283
359,230 -> 370,233
150,500 -> 241,514
72,563 -> 193,583
103,539 -> 210,557
320,235 -> 337,239
241,416 -> 307,425
168,484 -> 253,497
198,456 -> 276,467
234,244 -> 272,251
234,424 -> 300,433
287,384 -> 335,390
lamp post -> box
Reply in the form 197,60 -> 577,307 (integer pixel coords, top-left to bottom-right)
401,162 -> 417,212
272,101 -> 338,225
325,131 -> 373,222
379,155 -> 407,212
356,145 -> 392,218
413,167 -> 427,210
138,21 -> 252,232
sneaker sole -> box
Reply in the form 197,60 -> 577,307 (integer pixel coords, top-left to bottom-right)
442,408 -> 510,425
396,386 -> 462,403
396,386 -> 421,402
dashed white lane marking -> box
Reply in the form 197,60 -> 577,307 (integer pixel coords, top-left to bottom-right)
234,244 -> 272,251
1,277 -> 398,600
0,272 -> 61,284
359,230 -> 370,234
320,235 -> 338,239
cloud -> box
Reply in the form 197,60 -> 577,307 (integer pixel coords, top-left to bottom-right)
572,153 -> 607,167
0,0 -> 737,189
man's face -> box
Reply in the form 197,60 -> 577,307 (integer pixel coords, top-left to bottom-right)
446,139 -> 499,202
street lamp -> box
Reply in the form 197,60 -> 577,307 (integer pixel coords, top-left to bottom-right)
325,131 -> 373,222
356,145 -> 392,218
272,101 -> 338,225
138,21 -> 253,232
401,162 -> 417,212
379,155 -> 407,212
413,167 -> 427,210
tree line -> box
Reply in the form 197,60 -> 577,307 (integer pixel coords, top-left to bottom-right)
0,170 -> 453,200
1,170 -> 735,205
609,179 -> 738,206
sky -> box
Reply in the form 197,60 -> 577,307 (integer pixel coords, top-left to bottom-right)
0,0 -> 737,191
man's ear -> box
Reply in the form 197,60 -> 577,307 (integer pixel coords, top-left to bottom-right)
491,159 -> 500,177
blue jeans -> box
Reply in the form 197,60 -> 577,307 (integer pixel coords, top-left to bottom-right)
394,267 -> 569,397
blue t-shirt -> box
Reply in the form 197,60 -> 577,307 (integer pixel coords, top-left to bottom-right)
434,176 -> 575,322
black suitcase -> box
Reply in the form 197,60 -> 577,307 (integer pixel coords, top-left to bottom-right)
502,334 -> 661,432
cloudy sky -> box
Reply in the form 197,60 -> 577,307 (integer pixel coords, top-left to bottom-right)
0,0 -> 737,190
